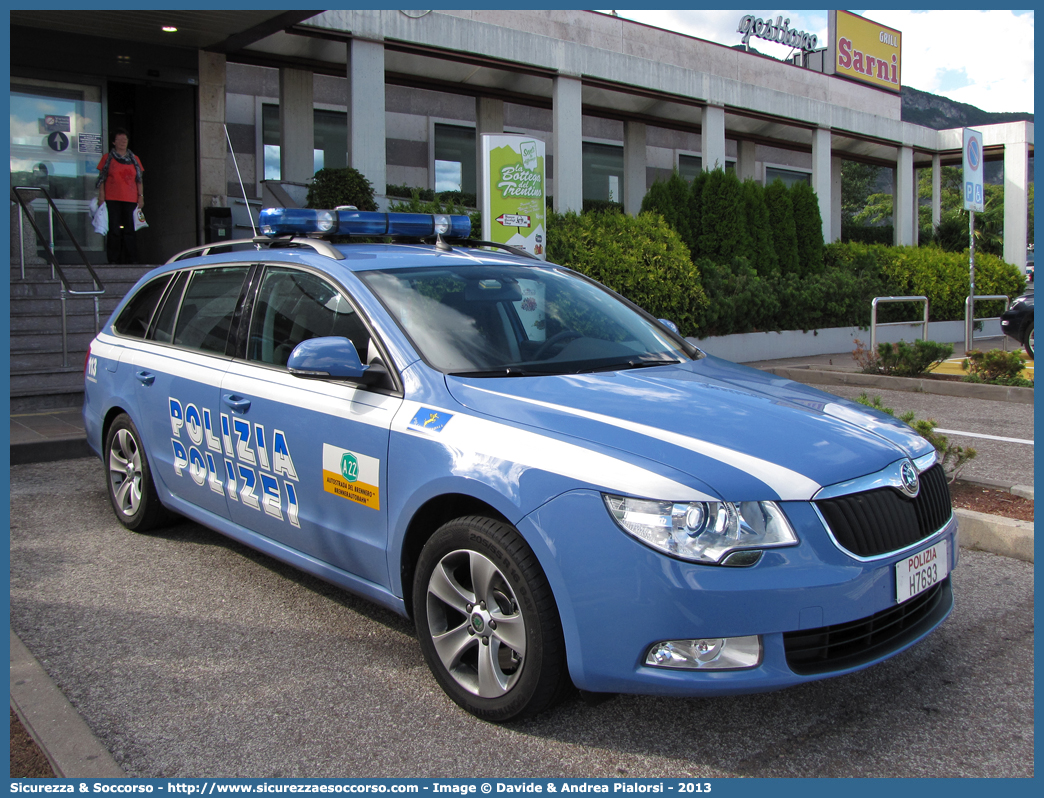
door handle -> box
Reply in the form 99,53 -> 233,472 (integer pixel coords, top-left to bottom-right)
222,394 -> 251,413
135,371 -> 155,386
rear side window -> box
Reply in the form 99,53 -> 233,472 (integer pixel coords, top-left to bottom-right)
247,266 -> 371,367
113,275 -> 172,338
171,266 -> 250,354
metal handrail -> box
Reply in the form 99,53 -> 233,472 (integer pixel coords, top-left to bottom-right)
11,186 -> 107,368
964,294 -> 1011,352
869,296 -> 929,351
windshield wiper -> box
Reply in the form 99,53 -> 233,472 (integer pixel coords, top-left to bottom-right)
447,366 -> 531,378
579,358 -> 681,374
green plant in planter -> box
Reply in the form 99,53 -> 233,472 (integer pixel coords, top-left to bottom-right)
306,167 -> 377,211
853,339 -> 953,377
962,349 -> 1033,387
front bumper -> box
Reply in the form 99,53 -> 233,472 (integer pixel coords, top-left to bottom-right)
522,490 -> 957,695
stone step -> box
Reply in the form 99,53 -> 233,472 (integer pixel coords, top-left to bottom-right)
11,331 -> 97,355
10,313 -> 107,334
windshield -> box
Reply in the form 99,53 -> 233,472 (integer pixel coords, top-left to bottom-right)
359,263 -> 699,375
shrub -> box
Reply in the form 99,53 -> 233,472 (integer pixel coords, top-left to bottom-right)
790,182 -> 825,276
741,179 -> 778,277
854,339 -> 953,377
962,349 -> 1033,386
306,167 -> 377,211
545,211 -> 705,336
641,171 -> 693,252
694,257 -> 781,336
764,181 -> 799,275
698,169 -> 746,262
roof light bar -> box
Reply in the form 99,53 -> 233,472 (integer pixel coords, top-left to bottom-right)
258,208 -> 472,239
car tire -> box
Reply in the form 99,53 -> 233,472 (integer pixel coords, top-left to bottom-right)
1025,324 -> 1034,360
105,413 -> 171,532
413,516 -> 568,722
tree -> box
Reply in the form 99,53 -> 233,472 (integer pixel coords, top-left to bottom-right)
790,182 -> 825,275
764,180 -> 799,275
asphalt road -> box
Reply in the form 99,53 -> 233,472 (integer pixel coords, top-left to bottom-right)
9,458 -> 1034,778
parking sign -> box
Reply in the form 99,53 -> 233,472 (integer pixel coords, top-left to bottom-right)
963,128 -> 984,212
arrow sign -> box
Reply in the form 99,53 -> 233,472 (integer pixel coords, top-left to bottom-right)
496,213 -> 531,228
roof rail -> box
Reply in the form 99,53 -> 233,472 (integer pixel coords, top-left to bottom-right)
165,236 -> 345,264
450,239 -> 541,260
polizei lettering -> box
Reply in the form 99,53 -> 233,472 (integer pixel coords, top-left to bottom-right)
169,397 -> 301,527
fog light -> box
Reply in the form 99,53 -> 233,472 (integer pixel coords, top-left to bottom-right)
645,636 -> 761,670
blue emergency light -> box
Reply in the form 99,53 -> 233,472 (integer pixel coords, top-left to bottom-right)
258,208 -> 472,239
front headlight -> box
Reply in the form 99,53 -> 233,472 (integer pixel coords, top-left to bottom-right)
603,494 -> 798,564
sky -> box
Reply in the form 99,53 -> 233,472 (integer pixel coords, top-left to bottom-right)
603,10 -> 1035,115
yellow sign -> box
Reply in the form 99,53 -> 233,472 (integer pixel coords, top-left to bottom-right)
322,444 -> 380,510
834,10 -> 901,93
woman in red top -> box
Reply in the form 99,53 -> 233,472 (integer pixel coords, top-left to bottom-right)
96,128 -> 144,264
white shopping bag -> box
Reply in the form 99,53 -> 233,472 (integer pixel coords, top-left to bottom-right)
89,198 -> 108,235
133,208 -> 148,231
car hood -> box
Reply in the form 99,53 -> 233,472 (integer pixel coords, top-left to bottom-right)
444,355 -> 933,501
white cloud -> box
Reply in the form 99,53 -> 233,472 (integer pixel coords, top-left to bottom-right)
606,9 -> 1033,114
862,10 -> 1033,113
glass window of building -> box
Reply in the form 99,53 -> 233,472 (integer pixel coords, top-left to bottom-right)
433,123 -> 476,194
10,78 -> 104,262
765,166 -> 811,187
678,154 -> 702,181
582,142 -> 624,203
262,105 -> 348,180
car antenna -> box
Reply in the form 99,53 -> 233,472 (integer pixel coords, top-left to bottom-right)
224,124 -> 260,247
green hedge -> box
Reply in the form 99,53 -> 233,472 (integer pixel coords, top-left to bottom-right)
545,211 -> 706,337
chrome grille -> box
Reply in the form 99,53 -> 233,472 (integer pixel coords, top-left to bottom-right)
814,463 -> 952,558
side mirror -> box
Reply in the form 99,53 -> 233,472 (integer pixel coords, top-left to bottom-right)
287,336 -> 370,382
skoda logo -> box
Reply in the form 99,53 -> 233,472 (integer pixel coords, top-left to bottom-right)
900,460 -> 920,497
471,615 -> 485,632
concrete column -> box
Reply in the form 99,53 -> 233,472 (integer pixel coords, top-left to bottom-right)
198,51 -> 227,241
552,74 -> 583,213
476,97 -> 504,198
701,104 -> 726,172
831,156 -> 843,243
623,120 -> 646,216
931,153 -> 942,232
348,38 -> 387,194
894,146 -> 915,246
811,126 -> 833,243
279,68 -> 314,185
1003,141 -> 1030,269
736,139 -> 756,182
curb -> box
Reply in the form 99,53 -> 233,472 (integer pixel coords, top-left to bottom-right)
10,629 -> 125,778
11,437 -> 92,466
759,366 -> 1035,404
956,509 -> 1034,563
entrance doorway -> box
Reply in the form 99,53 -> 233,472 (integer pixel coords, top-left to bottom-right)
106,81 -> 198,263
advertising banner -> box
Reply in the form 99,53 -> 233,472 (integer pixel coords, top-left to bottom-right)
962,128 -> 985,212
832,10 -> 902,93
480,134 -> 546,259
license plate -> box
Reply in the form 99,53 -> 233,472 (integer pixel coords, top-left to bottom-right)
895,539 -> 949,604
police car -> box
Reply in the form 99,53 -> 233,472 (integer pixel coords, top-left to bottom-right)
84,208 -> 957,722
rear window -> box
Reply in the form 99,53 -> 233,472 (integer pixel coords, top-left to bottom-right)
113,275 -> 172,338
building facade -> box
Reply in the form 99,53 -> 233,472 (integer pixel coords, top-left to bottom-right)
9,9 -> 1034,268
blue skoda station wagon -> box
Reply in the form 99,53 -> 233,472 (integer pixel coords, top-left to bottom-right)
84,208 -> 957,721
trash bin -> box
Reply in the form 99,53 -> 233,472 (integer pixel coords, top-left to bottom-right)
204,207 -> 233,244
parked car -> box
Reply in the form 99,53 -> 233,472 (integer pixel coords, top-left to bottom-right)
1000,293 -> 1034,359
83,208 -> 957,721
